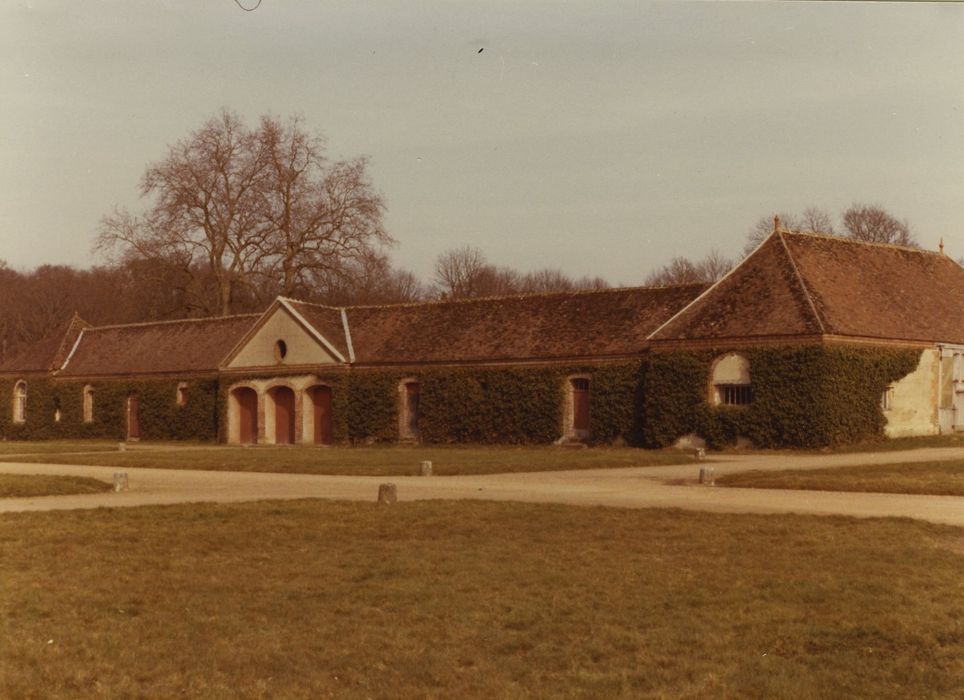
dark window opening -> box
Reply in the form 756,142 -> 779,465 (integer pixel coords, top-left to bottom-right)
275,339 -> 288,361
717,384 -> 752,406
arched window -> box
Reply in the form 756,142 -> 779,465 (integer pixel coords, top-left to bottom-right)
12,381 -> 26,423
710,353 -> 752,406
83,385 -> 94,423
176,382 -> 189,407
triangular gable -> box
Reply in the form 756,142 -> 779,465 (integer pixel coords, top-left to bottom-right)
221,298 -> 347,370
649,232 -> 825,345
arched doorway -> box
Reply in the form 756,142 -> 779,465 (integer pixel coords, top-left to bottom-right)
400,381 -> 420,441
307,385 -> 334,445
233,387 -> 259,445
270,386 -> 296,444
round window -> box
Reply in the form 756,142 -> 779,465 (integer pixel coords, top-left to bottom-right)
274,339 -> 288,362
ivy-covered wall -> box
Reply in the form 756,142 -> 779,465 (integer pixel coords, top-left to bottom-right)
643,345 -> 922,449
0,345 -> 922,448
0,377 -> 220,441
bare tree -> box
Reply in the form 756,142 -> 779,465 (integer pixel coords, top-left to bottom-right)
798,206 -> 834,234
256,115 -> 391,299
97,110 -> 391,315
645,250 -> 733,286
432,246 -> 491,299
744,212 -> 800,256
432,247 -> 609,299
842,203 -> 917,247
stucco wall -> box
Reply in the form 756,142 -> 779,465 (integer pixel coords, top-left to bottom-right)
228,309 -> 338,369
884,348 -> 939,438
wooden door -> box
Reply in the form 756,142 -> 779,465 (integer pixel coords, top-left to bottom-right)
127,394 -> 140,440
237,388 -> 258,445
274,387 -> 295,444
405,383 -> 420,437
572,379 -> 590,432
311,386 -> 333,445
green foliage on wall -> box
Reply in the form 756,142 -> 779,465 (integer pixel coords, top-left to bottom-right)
344,372 -> 401,443
0,377 -> 220,441
417,367 -> 565,444
644,345 -> 921,449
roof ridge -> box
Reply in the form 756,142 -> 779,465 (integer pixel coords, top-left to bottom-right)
777,231 -> 827,333
84,313 -> 262,332
287,283 -> 707,312
783,230 -> 939,256
646,231 -> 779,340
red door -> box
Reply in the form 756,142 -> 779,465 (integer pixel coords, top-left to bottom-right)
273,387 -> 296,444
572,379 -> 590,432
237,388 -> 258,445
311,386 -> 333,445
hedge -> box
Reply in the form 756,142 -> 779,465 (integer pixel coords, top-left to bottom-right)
643,345 -> 921,449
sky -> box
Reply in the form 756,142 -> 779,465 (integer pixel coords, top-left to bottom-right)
2,1 -> 963,286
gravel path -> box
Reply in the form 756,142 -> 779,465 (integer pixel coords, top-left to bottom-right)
0,448 -> 962,526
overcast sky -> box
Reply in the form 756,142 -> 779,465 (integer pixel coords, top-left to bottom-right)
2,1 -> 963,285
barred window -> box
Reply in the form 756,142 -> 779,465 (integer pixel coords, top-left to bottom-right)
717,384 -> 753,406
881,386 -> 895,411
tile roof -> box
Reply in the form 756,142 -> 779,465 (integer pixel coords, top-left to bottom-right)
58,314 -> 260,377
652,231 -> 964,345
0,314 -> 90,374
783,232 -> 964,344
339,285 -> 706,364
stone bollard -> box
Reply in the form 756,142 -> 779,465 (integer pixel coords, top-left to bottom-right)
112,472 -> 129,492
420,460 -> 433,477
377,483 -> 397,504
117,442 -> 127,452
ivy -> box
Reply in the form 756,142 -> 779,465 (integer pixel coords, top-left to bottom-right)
644,345 -> 921,449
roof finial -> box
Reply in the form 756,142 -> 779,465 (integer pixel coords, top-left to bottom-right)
773,215 -> 781,234
939,237 -> 945,255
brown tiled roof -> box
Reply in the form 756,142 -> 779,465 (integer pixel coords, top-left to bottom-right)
652,231 -> 964,345
650,233 -> 822,342
59,314 -> 260,377
282,300 -> 351,360
340,285 -> 705,364
783,232 -> 964,344
0,313 -> 90,374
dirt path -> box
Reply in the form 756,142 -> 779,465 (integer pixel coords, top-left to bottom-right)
0,448 -> 962,526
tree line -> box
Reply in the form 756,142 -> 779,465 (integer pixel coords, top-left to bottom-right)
0,109 -> 928,362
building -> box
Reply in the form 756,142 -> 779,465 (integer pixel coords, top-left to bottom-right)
2,230 -> 963,447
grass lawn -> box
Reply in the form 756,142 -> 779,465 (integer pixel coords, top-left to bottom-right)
0,501 -> 961,698
830,434 -> 964,453
719,460 -> 964,496
0,440 -> 119,456
0,444 -> 693,476
0,474 -> 112,498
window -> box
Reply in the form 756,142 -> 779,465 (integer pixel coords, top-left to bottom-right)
274,339 -> 288,362
12,381 -> 26,423
83,385 -> 94,423
176,382 -> 188,407
881,386 -> 895,411
717,384 -> 753,406
710,353 -> 752,406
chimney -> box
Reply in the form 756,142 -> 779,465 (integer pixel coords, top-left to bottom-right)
773,215 -> 781,234
939,237 -> 945,255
